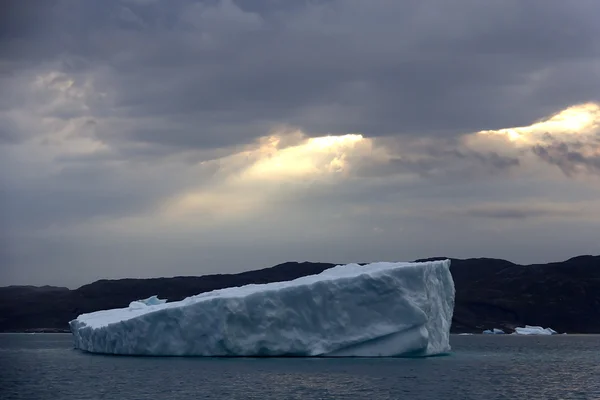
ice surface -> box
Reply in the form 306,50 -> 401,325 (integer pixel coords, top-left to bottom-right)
482,328 -> 505,334
513,325 -> 557,335
128,295 -> 168,309
70,260 -> 455,357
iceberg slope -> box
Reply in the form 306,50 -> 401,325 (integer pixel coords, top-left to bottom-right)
70,260 -> 455,357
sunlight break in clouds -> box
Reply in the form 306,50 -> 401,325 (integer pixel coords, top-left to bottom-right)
130,103 -> 600,228
463,102 -> 600,176
243,133 -> 365,181
475,103 -> 600,146
163,131 -> 371,219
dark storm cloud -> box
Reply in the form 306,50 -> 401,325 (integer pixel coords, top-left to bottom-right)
351,139 -> 520,180
4,0 -> 600,150
456,204 -> 581,220
532,142 -> 600,176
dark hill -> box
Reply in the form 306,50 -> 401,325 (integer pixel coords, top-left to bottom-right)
1,257 -> 599,333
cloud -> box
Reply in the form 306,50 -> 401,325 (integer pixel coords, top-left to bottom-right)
446,202 -> 592,220
532,142 -> 600,176
4,0 -> 600,151
161,130 -> 370,220
464,102 -> 600,177
475,103 -> 599,146
3,102 -> 598,238
2,0 -> 600,286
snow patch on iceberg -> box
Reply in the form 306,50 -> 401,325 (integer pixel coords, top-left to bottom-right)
70,260 -> 455,357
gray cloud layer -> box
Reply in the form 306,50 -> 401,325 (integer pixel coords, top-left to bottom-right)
2,0 -> 600,287
5,0 -> 600,146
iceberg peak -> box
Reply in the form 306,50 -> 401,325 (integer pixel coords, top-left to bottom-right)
128,295 -> 168,309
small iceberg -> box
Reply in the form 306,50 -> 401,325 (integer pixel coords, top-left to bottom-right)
482,328 -> 505,334
128,295 -> 168,309
513,325 -> 557,335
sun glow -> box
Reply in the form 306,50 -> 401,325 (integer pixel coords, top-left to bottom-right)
242,133 -> 366,181
476,102 -> 600,145
163,132 -> 369,219
307,134 -> 364,149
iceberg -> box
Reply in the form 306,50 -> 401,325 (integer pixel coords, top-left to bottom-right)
513,325 -> 557,335
128,295 -> 168,309
482,328 -> 505,334
70,260 -> 455,357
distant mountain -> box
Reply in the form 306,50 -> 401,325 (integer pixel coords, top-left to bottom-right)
1,257 -> 599,333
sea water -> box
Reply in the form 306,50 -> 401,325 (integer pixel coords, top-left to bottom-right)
1,333 -> 599,399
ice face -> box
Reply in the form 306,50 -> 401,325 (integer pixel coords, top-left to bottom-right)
69,260 -> 455,357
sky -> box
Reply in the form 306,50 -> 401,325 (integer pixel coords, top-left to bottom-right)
1,0 -> 600,288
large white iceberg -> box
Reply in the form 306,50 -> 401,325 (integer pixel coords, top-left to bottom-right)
70,260 -> 455,357
513,325 -> 557,335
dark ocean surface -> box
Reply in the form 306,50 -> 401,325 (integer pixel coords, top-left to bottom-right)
1,333 -> 599,399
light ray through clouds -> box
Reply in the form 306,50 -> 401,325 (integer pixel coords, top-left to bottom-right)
87,102 -> 600,234
466,102 -> 600,176
475,103 -> 599,146
161,132 -> 371,219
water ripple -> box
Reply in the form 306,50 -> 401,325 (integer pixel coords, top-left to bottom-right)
1,334 -> 599,400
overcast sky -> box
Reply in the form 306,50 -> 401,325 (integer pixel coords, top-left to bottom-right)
2,0 -> 600,288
